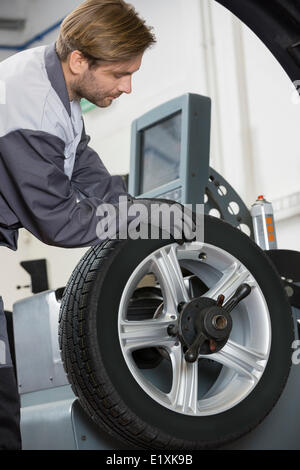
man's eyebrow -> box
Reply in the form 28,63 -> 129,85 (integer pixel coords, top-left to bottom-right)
114,68 -> 140,75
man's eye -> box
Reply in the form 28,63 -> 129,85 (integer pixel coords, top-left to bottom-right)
114,74 -> 122,79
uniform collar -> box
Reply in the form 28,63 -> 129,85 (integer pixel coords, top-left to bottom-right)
44,42 -> 71,117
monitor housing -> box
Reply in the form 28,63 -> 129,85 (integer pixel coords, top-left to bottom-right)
129,93 -> 211,205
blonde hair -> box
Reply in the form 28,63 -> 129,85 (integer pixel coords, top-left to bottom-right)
56,0 -> 156,67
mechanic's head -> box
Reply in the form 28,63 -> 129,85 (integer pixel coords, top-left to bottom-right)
56,0 -> 156,107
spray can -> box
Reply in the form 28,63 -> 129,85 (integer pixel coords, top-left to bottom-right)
250,195 -> 277,250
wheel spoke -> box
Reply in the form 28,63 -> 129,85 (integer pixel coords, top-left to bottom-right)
205,262 -> 251,303
205,339 -> 267,382
150,245 -> 190,313
167,344 -> 199,414
119,318 -> 174,352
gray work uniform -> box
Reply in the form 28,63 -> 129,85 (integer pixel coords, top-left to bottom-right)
0,296 -> 20,449
0,42 -> 129,449
0,42 -> 129,250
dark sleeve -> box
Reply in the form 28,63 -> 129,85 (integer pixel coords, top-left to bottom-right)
71,126 -> 130,203
0,129 -> 129,248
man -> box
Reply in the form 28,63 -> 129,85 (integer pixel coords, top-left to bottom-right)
0,0 -> 155,449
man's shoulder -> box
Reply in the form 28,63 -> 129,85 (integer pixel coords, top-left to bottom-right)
0,45 -> 46,68
0,46 -> 51,136
0,46 -> 69,142
0,45 -> 49,91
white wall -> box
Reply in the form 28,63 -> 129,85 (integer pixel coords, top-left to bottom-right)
0,0 -> 300,309
206,1 -> 300,250
0,0 -> 78,56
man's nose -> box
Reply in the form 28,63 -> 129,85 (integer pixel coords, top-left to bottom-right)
118,76 -> 132,94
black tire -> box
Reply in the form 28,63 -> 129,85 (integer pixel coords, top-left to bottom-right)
59,215 -> 294,450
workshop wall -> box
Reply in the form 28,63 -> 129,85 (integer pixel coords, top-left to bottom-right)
205,1 -> 300,251
0,0 -> 299,309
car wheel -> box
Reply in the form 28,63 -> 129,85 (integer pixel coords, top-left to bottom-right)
59,214 -> 294,449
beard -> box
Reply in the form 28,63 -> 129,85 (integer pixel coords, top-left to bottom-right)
70,69 -> 115,108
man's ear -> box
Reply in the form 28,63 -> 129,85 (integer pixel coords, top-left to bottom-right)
68,50 -> 89,75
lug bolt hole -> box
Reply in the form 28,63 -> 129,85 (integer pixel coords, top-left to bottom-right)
212,315 -> 227,330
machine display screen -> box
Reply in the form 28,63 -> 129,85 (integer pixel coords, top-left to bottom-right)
139,112 -> 182,194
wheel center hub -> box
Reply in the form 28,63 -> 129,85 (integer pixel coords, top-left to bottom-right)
178,297 -> 233,355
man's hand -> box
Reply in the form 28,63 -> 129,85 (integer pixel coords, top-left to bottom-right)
126,197 -> 199,243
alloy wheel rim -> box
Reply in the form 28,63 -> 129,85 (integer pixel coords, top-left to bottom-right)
118,241 -> 271,416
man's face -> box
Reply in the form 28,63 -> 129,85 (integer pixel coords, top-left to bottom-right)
70,53 -> 143,107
